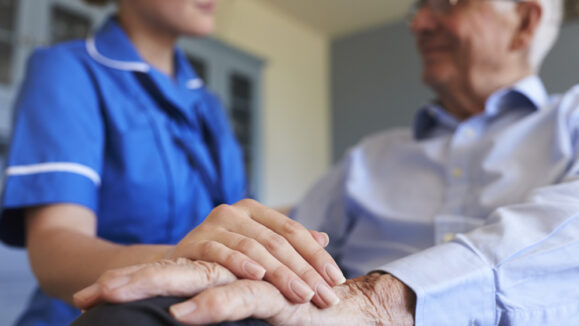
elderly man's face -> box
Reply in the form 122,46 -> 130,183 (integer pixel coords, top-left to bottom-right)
410,0 -> 521,96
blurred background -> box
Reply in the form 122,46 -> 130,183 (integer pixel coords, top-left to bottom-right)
2,0 -> 579,324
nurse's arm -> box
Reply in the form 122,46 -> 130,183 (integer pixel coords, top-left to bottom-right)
27,201 -> 342,308
25,203 -> 185,304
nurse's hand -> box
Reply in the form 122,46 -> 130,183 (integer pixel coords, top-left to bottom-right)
168,199 -> 345,308
73,258 -> 237,310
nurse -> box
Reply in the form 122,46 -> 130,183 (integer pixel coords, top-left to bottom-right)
0,0 -> 343,325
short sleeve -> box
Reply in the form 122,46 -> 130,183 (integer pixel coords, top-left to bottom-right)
0,45 -> 104,247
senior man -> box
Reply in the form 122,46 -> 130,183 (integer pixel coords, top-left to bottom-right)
73,0 -> 578,325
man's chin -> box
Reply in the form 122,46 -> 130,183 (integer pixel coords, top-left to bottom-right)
422,69 -> 454,91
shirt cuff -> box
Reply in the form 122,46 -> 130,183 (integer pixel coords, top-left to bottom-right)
380,241 -> 496,326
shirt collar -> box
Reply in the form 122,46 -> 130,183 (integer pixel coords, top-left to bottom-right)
85,16 -> 203,89
484,75 -> 548,117
413,75 -> 548,140
510,74 -> 549,108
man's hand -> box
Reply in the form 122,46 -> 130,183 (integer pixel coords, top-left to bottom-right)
75,258 -> 415,325
168,199 -> 345,308
73,258 -> 237,310
168,272 -> 415,326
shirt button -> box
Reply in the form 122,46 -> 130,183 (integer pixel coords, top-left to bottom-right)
443,233 -> 455,243
464,128 -> 476,138
452,168 -> 463,177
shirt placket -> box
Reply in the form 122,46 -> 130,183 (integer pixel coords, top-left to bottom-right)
435,118 -> 484,244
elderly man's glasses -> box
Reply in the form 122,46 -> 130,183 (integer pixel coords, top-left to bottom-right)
409,0 -> 527,18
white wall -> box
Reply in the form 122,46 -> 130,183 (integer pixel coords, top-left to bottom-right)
214,0 -> 331,207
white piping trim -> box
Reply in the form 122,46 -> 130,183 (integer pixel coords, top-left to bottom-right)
6,162 -> 101,186
186,78 -> 204,89
86,37 -> 150,73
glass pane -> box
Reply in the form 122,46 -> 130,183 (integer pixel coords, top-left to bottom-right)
0,0 -> 16,84
0,41 -> 13,84
229,73 -> 253,184
187,55 -> 208,83
51,6 -> 91,44
0,0 -> 17,33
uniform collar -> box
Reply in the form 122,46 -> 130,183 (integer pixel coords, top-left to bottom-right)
86,17 -> 150,72
85,16 -> 203,90
413,75 -> 548,140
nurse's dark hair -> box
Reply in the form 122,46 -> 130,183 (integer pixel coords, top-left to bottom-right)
82,0 -> 111,6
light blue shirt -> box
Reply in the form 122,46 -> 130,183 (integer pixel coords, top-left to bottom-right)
292,76 -> 579,325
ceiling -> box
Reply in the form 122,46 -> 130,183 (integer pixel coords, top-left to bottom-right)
259,0 -> 414,38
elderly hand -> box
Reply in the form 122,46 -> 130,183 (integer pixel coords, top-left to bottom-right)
167,199 -> 345,308
169,272 -> 416,326
75,258 -> 414,325
73,258 -> 238,310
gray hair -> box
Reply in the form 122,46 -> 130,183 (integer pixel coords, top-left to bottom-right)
529,0 -> 563,71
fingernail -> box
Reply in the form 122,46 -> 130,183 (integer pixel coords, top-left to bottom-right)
243,261 -> 266,279
316,283 -> 340,306
73,283 -> 99,304
290,279 -> 315,301
325,264 -> 346,285
170,301 -> 197,318
320,232 -> 330,247
104,276 -> 130,291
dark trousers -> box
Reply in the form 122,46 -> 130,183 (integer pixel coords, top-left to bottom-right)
71,296 -> 271,326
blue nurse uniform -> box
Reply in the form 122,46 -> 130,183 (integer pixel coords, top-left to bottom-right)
0,17 -> 246,326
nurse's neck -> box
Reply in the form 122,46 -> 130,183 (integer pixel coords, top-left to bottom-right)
118,15 -> 177,78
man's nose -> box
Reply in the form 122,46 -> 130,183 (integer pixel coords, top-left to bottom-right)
409,7 -> 438,34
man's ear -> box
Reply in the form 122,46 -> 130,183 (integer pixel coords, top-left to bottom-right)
510,1 -> 542,51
